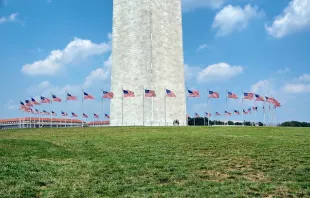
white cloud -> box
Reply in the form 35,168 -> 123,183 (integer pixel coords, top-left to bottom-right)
282,83 -> 310,93
266,0 -> 310,38
250,80 -> 277,96
21,36 -> 111,76
296,73 -> 310,82
212,4 -> 264,36
277,67 -> 291,74
184,64 -> 201,82
4,100 -> 19,110
182,0 -> 225,11
38,81 -> 51,89
83,68 -> 109,88
0,12 -> 19,24
197,62 -> 243,82
197,44 -> 208,52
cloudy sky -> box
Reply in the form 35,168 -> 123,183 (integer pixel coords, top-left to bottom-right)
1,0 -> 309,122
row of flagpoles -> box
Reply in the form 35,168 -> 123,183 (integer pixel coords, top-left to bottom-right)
19,88 -> 281,127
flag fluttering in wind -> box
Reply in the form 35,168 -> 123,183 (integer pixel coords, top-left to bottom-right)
102,91 -> 114,99
194,113 -> 200,118
243,92 -> 254,100
72,112 -> 78,117
252,106 -> 258,111
216,112 -> 221,116
225,111 -> 232,116
205,112 -> 211,117
40,96 -> 51,104
234,110 -> 240,115
94,113 -> 99,119
105,114 -> 110,119
243,110 -> 248,114
52,111 -> 57,116
123,90 -> 135,97
83,113 -> 88,118
52,94 -> 62,102
61,112 -> 68,116
84,92 -> 95,100
227,91 -> 238,99
248,108 -> 252,114
35,109 -> 40,114
255,94 -> 264,102
166,89 -> 176,97
145,89 -> 156,97
209,90 -> 219,98
25,99 -> 33,107
43,110 -> 50,115
67,93 -> 77,101
31,98 -> 40,105
188,90 -> 199,97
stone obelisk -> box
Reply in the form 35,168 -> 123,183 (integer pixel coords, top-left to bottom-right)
110,0 -> 186,126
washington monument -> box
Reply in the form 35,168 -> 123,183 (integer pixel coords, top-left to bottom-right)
110,0 -> 186,126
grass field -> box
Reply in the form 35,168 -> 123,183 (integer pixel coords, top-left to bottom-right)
0,127 -> 309,197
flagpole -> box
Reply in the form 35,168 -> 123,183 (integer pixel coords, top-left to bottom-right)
207,90 -> 210,126
226,90 -> 228,125
82,89 -> 84,128
122,87 -> 124,126
65,92 -> 67,128
164,88 -> 167,126
50,93 -> 53,128
143,86 -> 145,126
101,89 -> 104,126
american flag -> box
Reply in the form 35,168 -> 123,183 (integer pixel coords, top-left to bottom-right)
225,111 -> 232,116
252,106 -> 258,111
216,112 -> 221,116
20,102 -> 26,110
209,90 -> 219,98
234,110 -> 240,115
248,108 -> 252,114
227,91 -> 238,99
188,90 -> 199,97
61,112 -> 68,116
35,109 -> 40,114
205,112 -> 211,117
255,94 -> 264,102
40,96 -> 51,104
194,113 -> 200,118
52,111 -> 57,116
52,94 -> 62,102
31,98 -> 40,105
83,113 -> 88,118
105,114 -> 110,119
166,89 -> 176,97
123,90 -> 135,97
243,110 -> 248,114
102,91 -> 114,99
243,92 -> 254,100
84,92 -> 95,100
25,99 -> 33,107
94,113 -> 99,119
145,89 -> 156,97
43,110 -> 50,115
67,93 -> 77,101
72,112 -> 78,117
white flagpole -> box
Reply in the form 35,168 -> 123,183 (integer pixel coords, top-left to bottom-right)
65,92 -> 67,128
50,93 -> 53,128
101,89 -> 104,126
225,90 -> 228,125
143,86 -> 145,126
122,87 -> 124,126
82,89 -> 84,128
207,91 -> 210,126
241,92 -> 244,126
164,88 -> 167,126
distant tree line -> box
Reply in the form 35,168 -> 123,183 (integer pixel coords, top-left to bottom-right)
187,117 -> 264,126
187,118 -> 310,127
280,121 -> 310,127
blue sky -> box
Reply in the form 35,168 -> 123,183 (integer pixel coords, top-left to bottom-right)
1,0 -> 309,123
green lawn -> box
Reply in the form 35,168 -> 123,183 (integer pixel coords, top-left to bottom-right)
0,127 -> 309,197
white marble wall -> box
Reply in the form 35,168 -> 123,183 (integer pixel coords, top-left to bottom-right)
110,0 -> 186,126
